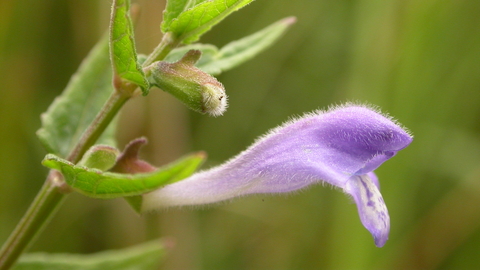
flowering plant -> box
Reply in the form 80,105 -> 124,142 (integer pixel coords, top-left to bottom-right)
0,0 -> 411,269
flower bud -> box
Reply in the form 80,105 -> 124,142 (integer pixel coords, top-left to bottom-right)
147,50 -> 227,116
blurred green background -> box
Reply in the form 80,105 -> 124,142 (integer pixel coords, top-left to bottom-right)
2,0 -> 480,269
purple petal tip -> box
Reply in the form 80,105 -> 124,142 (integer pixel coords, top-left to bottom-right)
345,174 -> 390,247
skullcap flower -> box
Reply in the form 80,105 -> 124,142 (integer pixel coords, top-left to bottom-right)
143,104 -> 412,247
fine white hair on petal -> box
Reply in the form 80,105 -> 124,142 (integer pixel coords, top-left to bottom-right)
241,102 -> 411,157
327,101 -> 413,138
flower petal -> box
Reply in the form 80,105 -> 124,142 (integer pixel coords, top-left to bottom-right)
345,174 -> 389,247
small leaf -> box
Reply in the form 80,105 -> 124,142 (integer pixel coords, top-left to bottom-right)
161,0 -> 210,31
110,0 -> 149,94
201,17 -> 296,74
165,0 -> 256,44
42,153 -> 205,199
13,240 -> 166,270
36,34 -> 117,157
164,17 -> 296,75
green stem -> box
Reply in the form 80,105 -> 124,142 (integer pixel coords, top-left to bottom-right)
0,173 -> 65,270
0,90 -> 130,270
143,32 -> 180,67
67,91 -> 130,163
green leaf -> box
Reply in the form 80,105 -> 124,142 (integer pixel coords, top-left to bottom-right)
164,17 -> 296,75
36,34 -> 117,158
42,152 -> 205,199
12,240 -> 165,270
165,0 -> 256,44
110,0 -> 149,94
162,0 -> 210,31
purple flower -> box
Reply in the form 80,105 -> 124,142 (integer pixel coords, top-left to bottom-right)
143,104 -> 412,247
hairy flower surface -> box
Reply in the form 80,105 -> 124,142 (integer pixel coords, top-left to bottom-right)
143,105 -> 412,247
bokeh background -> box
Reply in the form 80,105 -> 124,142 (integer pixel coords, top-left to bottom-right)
1,0 -> 480,269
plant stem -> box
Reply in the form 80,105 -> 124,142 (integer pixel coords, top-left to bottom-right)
67,91 -> 130,163
0,90 -> 130,270
143,32 -> 180,67
0,172 -> 65,270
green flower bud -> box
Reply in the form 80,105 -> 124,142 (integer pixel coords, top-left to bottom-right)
147,50 -> 227,116
78,145 -> 120,171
